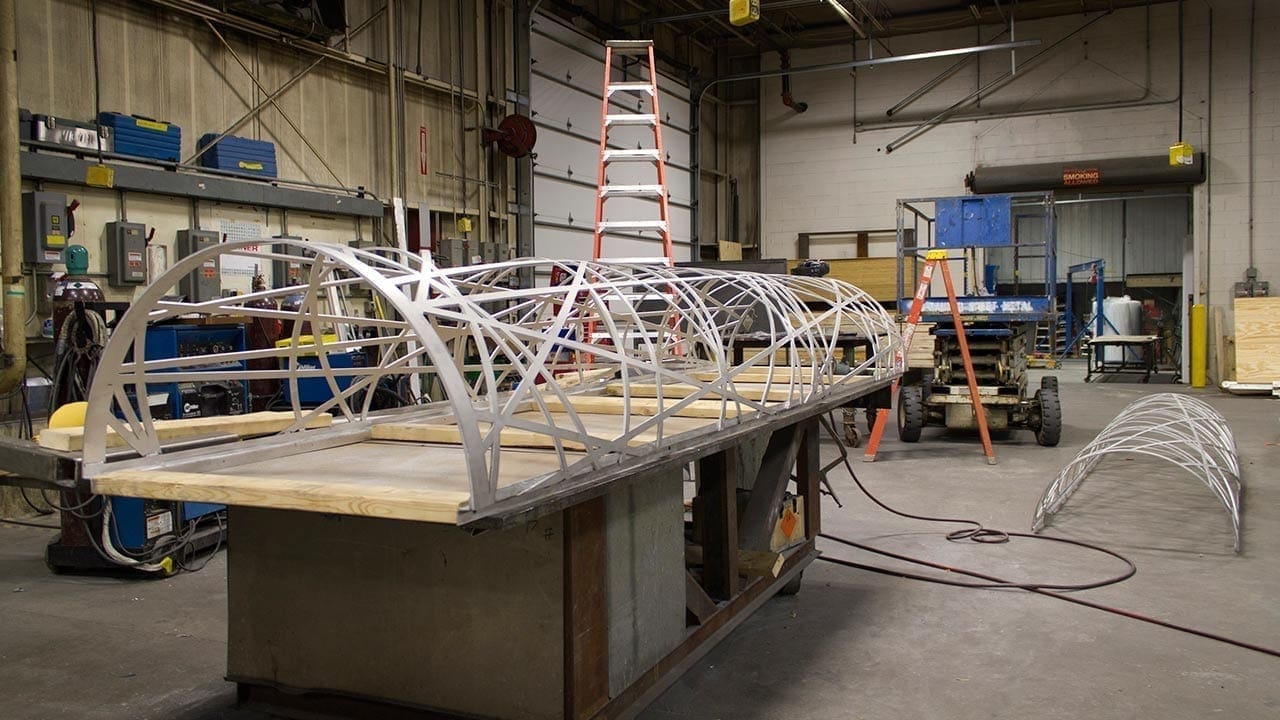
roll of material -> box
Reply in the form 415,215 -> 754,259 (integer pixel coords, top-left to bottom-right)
1091,296 -> 1143,363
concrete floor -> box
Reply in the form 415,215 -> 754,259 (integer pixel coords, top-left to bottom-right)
2,362 -> 1278,719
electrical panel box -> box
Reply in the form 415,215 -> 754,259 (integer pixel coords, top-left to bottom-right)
272,236 -> 308,288
105,221 -> 148,286
176,229 -> 222,302
21,191 -> 69,264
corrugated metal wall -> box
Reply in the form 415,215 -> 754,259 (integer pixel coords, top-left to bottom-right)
995,196 -> 1189,283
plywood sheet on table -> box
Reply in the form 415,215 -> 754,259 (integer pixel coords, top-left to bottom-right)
93,441 -> 573,524
1234,297 -> 1280,382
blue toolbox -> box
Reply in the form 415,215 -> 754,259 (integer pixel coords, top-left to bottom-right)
99,112 -> 181,162
197,133 -> 278,178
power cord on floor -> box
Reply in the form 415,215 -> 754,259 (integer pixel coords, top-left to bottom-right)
813,415 -> 1280,660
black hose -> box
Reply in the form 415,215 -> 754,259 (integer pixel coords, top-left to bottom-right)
815,415 -> 1280,660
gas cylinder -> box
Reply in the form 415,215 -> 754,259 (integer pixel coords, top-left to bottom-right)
51,245 -> 105,334
50,245 -> 106,409
245,272 -> 283,410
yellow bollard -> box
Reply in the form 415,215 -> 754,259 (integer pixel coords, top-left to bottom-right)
1190,304 -> 1207,388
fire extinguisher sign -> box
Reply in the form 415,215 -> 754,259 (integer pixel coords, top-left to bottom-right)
419,126 -> 429,176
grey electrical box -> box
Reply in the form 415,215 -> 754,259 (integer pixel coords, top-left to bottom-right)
176,229 -> 222,302
21,191 -> 69,264
272,236 -> 308,288
105,221 -> 148,286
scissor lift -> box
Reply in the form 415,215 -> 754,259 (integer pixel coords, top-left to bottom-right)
894,192 -> 1062,447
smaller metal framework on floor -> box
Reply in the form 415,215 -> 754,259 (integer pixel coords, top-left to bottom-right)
1031,393 -> 1243,552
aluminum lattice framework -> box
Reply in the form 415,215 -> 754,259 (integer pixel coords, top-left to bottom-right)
82,240 -> 898,511
1031,393 -> 1243,552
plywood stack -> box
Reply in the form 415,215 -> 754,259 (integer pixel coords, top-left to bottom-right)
786,257 -> 912,303
1233,297 -> 1280,382
902,322 -> 936,369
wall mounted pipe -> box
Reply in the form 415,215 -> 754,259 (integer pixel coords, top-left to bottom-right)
0,0 -> 24,394
779,51 -> 809,113
690,37 -> 1040,256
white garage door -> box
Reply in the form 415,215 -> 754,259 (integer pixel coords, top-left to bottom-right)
531,15 -> 693,266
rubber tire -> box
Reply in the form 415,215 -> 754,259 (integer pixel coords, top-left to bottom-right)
1035,387 -> 1062,447
897,385 -> 925,443
778,571 -> 803,596
1041,375 -> 1059,392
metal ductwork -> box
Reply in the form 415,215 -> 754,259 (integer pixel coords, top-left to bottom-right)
966,154 -> 1206,194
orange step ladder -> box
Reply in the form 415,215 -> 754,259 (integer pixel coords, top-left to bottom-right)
592,39 -> 674,265
863,249 -> 997,465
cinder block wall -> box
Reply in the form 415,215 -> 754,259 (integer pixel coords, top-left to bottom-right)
759,1 -> 1277,327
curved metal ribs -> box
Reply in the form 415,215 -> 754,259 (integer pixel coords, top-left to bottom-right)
1031,393 -> 1242,552
82,240 -> 899,511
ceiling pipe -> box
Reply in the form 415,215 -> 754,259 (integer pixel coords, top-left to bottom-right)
779,50 -> 808,113
883,11 -> 1110,153
0,0 -> 24,395
691,37 -> 1039,257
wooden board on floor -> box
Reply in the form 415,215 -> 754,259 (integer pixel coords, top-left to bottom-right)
37,411 -> 334,452
1234,297 -> 1280,382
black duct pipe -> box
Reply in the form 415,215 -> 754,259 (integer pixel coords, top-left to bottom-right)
779,51 -> 809,113
966,154 -> 1205,193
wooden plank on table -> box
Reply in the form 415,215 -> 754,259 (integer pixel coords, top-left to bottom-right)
538,393 -> 745,419
1234,297 -> 1280,382
550,367 -> 618,389
92,470 -> 468,524
373,411 -> 713,450
37,411 -> 334,452
371,422 -> 589,451
605,381 -> 819,403
688,367 -> 820,383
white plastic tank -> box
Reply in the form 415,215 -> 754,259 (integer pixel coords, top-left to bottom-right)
1091,296 -> 1143,362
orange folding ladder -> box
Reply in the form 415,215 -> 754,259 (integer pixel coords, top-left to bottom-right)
863,249 -> 997,465
592,39 -> 674,265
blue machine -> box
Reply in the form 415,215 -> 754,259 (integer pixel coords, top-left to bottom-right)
897,192 -> 1057,322
106,324 -> 243,559
894,192 -> 1062,447
281,349 -> 368,406
143,324 -> 248,419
